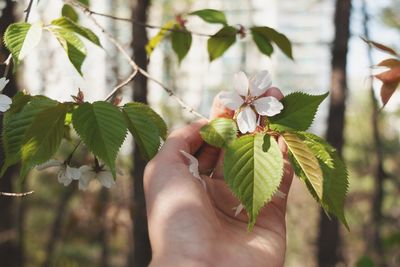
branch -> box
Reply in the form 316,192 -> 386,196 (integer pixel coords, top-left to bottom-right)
69,0 -> 206,119
69,2 -> 212,37
0,191 -> 34,197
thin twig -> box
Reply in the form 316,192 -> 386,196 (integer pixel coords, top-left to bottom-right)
0,191 -> 34,197
69,1 -> 212,37
105,69 -> 139,101
70,0 -> 206,119
24,0 -> 34,22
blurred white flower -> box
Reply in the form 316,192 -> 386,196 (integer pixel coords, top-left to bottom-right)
0,77 -> 12,112
219,71 -> 283,133
180,150 -> 206,189
36,160 -> 81,186
79,165 -> 116,190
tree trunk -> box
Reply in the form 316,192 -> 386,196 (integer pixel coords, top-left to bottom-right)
42,186 -> 75,267
317,0 -> 352,266
361,1 -> 387,266
0,1 -> 22,266
127,0 -> 152,266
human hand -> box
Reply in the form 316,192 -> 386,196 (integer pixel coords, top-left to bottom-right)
144,88 -> 294,267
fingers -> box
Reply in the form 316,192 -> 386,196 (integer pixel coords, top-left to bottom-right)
197,93 -> 233,174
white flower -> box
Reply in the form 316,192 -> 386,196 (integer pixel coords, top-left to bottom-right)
78,165 -> 116,190
36,160 -> 81,186
219,70 -> 284,133
0,77 -> 12,112
180,150 -> 206,190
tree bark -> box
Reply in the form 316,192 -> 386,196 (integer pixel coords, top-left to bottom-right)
0,1 -> 22,267
317,0 -> 352,266
127,0 -> 152,266
361,1 -> 387,266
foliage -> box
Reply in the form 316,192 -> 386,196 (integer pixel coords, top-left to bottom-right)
363,38 -> 400,106
200,92 -> 349,230
145,9 -> 293,63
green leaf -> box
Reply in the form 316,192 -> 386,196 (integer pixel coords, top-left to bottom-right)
122,102 -> 167,160
61,4 -> 79,23
1,96 -> 57,176
20,104 -> 69,177
224,134 -> 284,229
282,132 -> 324,200
4,22 -> 43,70
146,20 -> 176,56
207,26 -> 237,61
250,26 -> 293,59
295,132 -> 349,229
72,102 -> 127,177
189,9 -> 228,25
6,92 -> 32,115
171,25 -> 192,63
200,118 -> 237,148
250,28 -> 273,56
48,26 -> 87,75
269,92 -> 328,131
51,17 -> 101,46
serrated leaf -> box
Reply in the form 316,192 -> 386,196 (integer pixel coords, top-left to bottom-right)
6,92 -> 32,114
51,17 -> 101,46
282,132 -> 323,200
292,132 -> 349,229
189,9 -> 228,25
269,92 -> 328,131
207,26 -> 236,61
20,104 -> 69,177
1,96 -> 57,176
224,134 -> 283,229
146,20 -> 176,56
48,26 -> 87,75
171,25 -> 192,63
4,22 -> 43,70
200,118 -> 237,148
250,27 -> 273,56
250,26 -> 293,59
122,103 -> 167,160
61,4 -> 79,22
72,101 -> 127,177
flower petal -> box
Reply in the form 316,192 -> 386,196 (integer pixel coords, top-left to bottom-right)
233,71 -> 249,96
236,106 -> 257,133
180,150 -> 206,189
219,91 -> 243,110
36,159 -> 63,170
250,70 -> 272,96
0,94 -> 12,112
66,165 -> 81,180
97,171 -> 115,189
58,167 -> 73,186
78,165 -> 96,190
254,96 -> 283,116
0,77 -> 9,92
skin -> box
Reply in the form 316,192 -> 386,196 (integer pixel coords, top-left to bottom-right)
144,88 -> 294,267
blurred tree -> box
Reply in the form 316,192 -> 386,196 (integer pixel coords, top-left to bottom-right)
317,0 -> 352,266
127,0 -> 152,266
362,1 -> 388,266
0,1 -> 23,267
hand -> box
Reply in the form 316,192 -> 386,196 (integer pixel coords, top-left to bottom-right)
144,88 -> 294,267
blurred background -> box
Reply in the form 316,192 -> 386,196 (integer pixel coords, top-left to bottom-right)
0,0 -> 399,266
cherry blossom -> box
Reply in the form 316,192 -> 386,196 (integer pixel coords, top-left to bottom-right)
36,160 -> 81,186
219,70 -> 283,133
79,165 -> 116,190
0,77 -> 12,112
